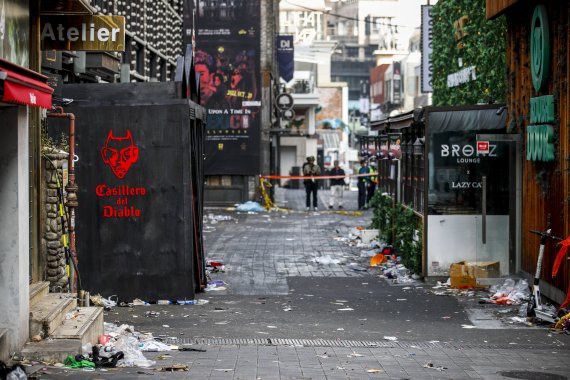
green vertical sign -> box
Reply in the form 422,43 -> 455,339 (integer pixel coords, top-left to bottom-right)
527,5 -> 554,162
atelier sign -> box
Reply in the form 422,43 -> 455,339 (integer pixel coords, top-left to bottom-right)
41,15 -> 125,51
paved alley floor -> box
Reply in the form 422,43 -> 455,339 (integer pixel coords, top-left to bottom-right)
33,189 -> 570,379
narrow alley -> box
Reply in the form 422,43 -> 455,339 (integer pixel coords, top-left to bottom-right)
31,189 -> 570,379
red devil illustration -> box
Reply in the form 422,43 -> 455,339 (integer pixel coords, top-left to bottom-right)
101,130 -> 139,179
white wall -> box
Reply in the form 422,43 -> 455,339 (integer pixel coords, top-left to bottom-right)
280,146 -> 297,186
0,105 -> 30,357
427,215 -> 509,277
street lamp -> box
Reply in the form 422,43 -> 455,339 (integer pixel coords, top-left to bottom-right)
413,137 -> 424,156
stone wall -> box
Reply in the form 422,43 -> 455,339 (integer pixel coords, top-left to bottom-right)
41,151 -> 69,292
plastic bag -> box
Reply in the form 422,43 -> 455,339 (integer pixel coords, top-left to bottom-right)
489,279 -> 530,305
7,367 -> 27,380
114,336 -> 156,368
236,201 -> 264,212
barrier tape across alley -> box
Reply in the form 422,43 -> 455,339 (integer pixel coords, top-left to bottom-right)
258,173 -> 377,211
260,172 -> 378,180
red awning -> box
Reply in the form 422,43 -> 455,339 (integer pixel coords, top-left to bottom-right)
0,59 -> 53,109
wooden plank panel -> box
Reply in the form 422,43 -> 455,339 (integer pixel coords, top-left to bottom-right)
508,2 -> 570,297
486,0 -> 519,20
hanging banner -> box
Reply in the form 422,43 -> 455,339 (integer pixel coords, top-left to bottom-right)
183,0 -> 261,175
1,0 -> 29,67
276,35 -> 294,82
392,61 -> 402,105
421,5 -> 433,93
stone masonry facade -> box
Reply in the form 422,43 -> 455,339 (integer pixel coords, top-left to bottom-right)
41,151 -> 69,292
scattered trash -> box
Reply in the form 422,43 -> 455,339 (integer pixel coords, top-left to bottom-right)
313,256 -> 342,265
205,213 -> 236,224
283,307 -> 292,312
157,300 -> 171,305
236,201 -> 264,213
206,260 -> 226,273
511,316 -> 528,324
31,335 -> 42,342
461,324 -> 476,329
347,352 -> 364,357
132,299 -> 150,306
360,248 -> 381,258
367,369 -> 384,373
158,364 -> 189,372
383,336 -> 397,341
178,347 -> 206,352
90,294 -> 118,309
64,355 -> 96,369
2,365 -> 27,380
483,279 -> 530,305
337,308 -> 354,311
205,281 -> 228,292
423,363 -> 447,371
348,263 -> 367,272
370,253 -> 386,266
555,312 -> 570,330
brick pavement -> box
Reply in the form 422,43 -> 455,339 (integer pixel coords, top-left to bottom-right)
33,188 -> 570,379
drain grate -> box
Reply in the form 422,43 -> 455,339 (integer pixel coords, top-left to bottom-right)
159,337 -> 569,350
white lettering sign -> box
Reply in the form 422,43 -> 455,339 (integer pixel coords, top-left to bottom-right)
447,66 -> 477,88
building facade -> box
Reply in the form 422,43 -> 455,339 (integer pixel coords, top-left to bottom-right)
487,0 -> 570,304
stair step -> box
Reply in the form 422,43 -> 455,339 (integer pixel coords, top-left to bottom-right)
51,307 -> 104,346
29,282 -> 50,307
29,293 -> 77,338
20,339 -> 83,363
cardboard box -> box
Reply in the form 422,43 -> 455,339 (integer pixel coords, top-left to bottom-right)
472,261 -> 500,279
449,261 -> 500,289
450,261 -> 477,289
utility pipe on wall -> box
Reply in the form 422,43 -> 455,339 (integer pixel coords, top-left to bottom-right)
47,106 -> 79,293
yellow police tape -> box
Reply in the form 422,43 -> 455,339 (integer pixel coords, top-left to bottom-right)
259,176 -> 363,216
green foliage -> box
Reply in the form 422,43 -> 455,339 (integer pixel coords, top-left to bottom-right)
369,192 -> 423,274
369,192 -> 394,244
431,0 -> 507,106
392,206 -> 423,275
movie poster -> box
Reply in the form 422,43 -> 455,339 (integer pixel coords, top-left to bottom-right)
0,0 -> 29,67
183,0 -> 261,175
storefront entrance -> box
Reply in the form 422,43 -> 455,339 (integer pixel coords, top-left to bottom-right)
425,106 -> 519,278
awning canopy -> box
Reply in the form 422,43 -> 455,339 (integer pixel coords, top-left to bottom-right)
0,59 -> 53,109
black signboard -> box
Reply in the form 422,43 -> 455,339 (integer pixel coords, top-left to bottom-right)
276,35 -> 294,82
51,82 -> 206,301
427,108 -> 508,215
183,0 -> 261,175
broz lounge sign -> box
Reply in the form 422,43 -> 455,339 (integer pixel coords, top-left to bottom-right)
527,5 -> 554,162
41,15 -> 125,51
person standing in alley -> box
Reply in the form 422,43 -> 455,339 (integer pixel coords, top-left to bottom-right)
358,159 -> 372,210
303,156 -> 321,211
367,163 -> 377,205
328,160 -> 345,209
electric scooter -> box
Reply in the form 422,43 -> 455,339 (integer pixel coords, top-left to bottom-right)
527,227 -> 564,323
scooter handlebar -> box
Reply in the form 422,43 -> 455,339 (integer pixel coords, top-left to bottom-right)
529,229 -> 564,241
